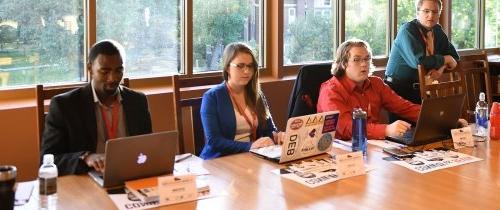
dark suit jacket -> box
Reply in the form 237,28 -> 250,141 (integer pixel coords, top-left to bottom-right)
41,84 -> 152,175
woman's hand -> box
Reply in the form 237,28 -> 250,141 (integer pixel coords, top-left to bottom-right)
251,137 -> 275,149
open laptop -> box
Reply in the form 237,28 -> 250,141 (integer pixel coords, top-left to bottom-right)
250,111 -> 339,163
88,131 -> 178,188
386,94 -> 465,146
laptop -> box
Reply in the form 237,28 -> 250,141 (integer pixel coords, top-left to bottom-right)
250,111 -> 339,163
88,131 -> 178,188
386,94 -> 465,146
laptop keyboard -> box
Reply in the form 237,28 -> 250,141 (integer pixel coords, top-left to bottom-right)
252,145 -> 282,159
400,127 -> 415,143
89,170 -> 104,179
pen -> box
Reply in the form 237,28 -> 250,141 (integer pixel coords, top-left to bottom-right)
332,139 -> 352,147
175,153 -> 192,163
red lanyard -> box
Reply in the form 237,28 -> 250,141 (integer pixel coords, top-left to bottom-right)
226,83 -> 257,141
99,100 -> 120,140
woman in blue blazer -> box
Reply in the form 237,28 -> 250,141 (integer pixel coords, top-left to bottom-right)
200,43 -> 280,159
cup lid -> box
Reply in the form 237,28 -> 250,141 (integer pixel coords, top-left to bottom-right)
0,165 -> 17,181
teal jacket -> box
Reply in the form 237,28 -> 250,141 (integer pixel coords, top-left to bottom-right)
385,19 -> 459,83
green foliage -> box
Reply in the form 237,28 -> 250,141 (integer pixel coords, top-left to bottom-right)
345,0 -> 387,56
0,0 -> 83,86
485,0 -> 500,47
397,0 -> 416,30
0,25 -> 17,49
97,0 -> 180,74
451,0 -> 477,49
193,0 -> 251,70
286,10 -> 333,63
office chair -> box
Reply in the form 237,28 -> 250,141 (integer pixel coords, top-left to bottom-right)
287,63 -> 332,118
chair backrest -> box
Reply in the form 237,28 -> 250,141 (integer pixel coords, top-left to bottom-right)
287,63 -> 332,118
35,78 -> 129,145
418,63 -> 470,120
172,75 -> 221,155
458,51 -> 492,120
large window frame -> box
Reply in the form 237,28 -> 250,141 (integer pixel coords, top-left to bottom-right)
0,0 -> 498,94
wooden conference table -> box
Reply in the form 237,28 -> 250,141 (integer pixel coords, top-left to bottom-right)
18,140 -> 499,210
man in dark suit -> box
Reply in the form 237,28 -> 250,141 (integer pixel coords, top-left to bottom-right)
41,40 -> 152,175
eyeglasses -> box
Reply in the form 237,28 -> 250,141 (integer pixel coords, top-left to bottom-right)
229,63 -> 254,71
419,9 -> 440,15
349,57 -> 372,64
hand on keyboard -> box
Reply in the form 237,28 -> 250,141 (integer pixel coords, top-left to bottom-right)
251,137 -> 275,149
386,120 -> 412,137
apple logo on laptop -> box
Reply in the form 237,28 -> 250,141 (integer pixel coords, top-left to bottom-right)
137,153 -> 147,164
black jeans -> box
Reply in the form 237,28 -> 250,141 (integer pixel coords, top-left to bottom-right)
384,78 -> 421,124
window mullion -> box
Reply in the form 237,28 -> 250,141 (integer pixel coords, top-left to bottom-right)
182,0 -> 193,76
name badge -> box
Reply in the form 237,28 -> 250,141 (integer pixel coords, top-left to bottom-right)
451,127 -> 474,149
158,175 -> 197,206
334,151 -> 365,179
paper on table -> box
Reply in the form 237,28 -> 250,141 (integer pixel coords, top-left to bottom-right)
174,155 -> 210,176
15,181 -> 35,206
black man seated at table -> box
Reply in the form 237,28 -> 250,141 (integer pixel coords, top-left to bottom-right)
41,40 -> 152,175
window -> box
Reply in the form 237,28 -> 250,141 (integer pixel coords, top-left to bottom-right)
0,0 -> 84,87
288,8 -> 296,24
345,0 -> 388,56
283,1 -> 334,65
193,0 -> 262,72
396,0 -> 416,31
451,0 -> 478,49
485,0 -> 500,48
96,1 -> 180,77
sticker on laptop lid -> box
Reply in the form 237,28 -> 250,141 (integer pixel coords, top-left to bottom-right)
289,119 -> 304,130
317,133 -> 333,151
322,113 -> 339,133
300,128 -> 317,154
305,115 -> 324,127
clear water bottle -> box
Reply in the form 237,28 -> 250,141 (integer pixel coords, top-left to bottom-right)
352,108 -> 367,156
475,92 -> 488,138
39,154 -> 58,210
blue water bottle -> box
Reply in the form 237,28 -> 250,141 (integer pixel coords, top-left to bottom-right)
352,108 -> 367,156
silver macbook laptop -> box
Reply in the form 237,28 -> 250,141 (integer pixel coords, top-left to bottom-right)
250,111 -> 339,163
88,131 -> 178,188
386,94 -> 465,146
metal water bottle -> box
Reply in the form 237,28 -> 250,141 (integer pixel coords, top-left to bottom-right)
352,108 -> 367,156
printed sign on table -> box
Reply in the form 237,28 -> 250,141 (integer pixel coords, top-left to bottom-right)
385,150 -> 482,173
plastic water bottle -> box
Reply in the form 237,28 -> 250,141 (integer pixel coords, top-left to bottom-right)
352,108 -> 367,156
39,154 -> 58,210
475,92 -> 488,138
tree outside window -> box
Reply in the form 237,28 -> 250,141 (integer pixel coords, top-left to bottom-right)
193,0 -> 261,72
451,0 -> 478,49
485,0 -> 500,48
96,0 -> 180,77
0,0 -> 83,87
345,0 -> 388,56
283,0 -> 334,65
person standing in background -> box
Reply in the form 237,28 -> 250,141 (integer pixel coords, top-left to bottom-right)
384,0 -> 459,123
